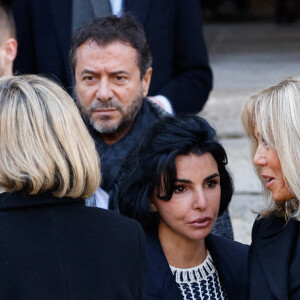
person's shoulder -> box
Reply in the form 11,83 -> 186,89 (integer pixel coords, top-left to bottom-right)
252,214 -> 267,228
85,206 -> 142,229
206,234 -> 249,295
251,213 -> 289,241
207,234 -> 249,255
86,207 -> 146,247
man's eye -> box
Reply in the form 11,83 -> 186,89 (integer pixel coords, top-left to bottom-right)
174,185 -> 185,193
116,76 -> 126,81
82,75 -> 95,81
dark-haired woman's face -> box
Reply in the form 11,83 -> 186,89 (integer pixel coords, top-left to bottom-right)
151,153 -> 221,245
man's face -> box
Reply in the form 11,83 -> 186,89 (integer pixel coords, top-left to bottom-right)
75,40 -> 152,144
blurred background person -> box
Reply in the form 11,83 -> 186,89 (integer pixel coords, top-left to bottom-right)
0,75 -> 146,299
119,115 -> 249,300
202,0 -> 249,21
12,0 -> 212,114
276,0 -> 299,24
0,1 -> 17,77
241,77 -> 300,299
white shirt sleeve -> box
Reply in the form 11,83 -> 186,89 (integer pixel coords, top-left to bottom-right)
94,187 -> 109,209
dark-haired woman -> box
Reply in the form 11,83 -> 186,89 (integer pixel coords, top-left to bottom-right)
119,115 -> 249,300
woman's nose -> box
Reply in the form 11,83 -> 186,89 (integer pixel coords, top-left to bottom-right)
192,188 -> 208,210
253,145 -> 267,166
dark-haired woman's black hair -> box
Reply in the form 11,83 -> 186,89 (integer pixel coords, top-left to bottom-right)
118,115 -> 234,231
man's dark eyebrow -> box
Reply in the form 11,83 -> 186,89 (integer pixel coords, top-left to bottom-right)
109,70 -> 129,76
81,69 -> 98,76
80,70 -> 129,76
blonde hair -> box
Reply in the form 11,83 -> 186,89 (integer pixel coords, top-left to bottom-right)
241,77 -> 300,220
0,75 -> 101,199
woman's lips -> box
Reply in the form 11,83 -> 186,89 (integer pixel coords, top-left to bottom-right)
189,217 -> 212,228
265,177 -> 275,188
262,175 -> 275,189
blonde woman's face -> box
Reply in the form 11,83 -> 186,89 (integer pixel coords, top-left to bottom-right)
253,129 -> 294,202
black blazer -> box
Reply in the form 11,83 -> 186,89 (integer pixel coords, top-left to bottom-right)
145,232 -> 249,300
0,192 -> 146,299
249,214 -> 300,300
12,0 -> 212,114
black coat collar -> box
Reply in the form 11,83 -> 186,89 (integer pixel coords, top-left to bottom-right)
145,232 -> 182,299
205,235 -> 249,300
251,215 -> 300,299
0,191 -> 83,211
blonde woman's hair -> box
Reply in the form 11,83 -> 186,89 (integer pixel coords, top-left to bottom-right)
241,77 -> 300,221
0,75 -> 101,199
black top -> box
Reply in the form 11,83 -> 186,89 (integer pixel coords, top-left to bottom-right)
0,191 -> 146,299
249,214 -> 300,300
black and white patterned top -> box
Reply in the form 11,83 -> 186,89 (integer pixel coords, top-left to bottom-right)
169,252 -> 228,300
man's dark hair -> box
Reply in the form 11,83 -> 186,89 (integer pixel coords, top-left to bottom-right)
118,115 -> 234,231
69,13 -> 152,79
0,1 -> 16,42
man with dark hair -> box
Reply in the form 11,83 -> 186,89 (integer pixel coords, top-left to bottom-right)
71,13 -> 165,210
0,2 -> 17,77
72,14 -> 233,240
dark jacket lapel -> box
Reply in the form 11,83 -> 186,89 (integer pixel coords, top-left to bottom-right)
253,216 -> 298,299
49,0 -> 72,83
145,232 -> 182,300
0,191 -> 83,210
206,235 -> 249,300
89,0 -> 112,16
49,0 -> 72,49
123,0 -> 150,25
